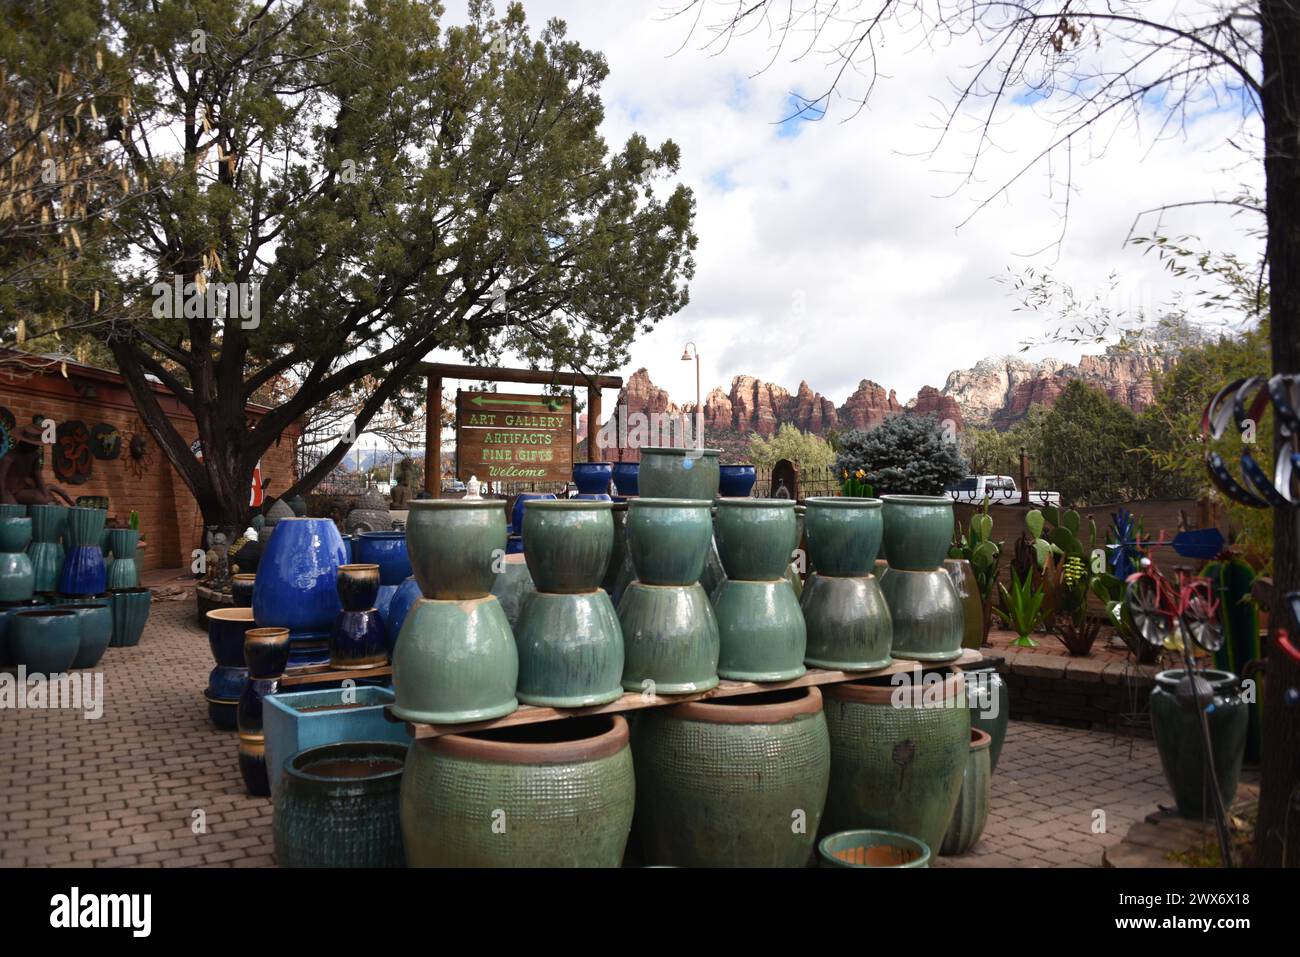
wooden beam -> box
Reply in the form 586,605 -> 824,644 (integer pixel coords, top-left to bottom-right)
586,385 -> 602,462
425,375 -> 441,497
419,362 -> 621,391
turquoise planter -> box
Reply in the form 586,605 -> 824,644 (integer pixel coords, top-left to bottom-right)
0,516 -> 32,553
64,506 -> 106,548
713,499 -> 797,582
27,542 -> 63,594
104,529 -> 140,590
880,495 -> 954,571
626,499 -> 713,586
879,567 -> 964,662
27,504 -> 67,544
10,607 -> 81,674
405,500 -> 508,599
800,573 -> 893,671
0,520 -> 35,602
617,581 -> 719,694
637,446 -> 721,500
941,728 -> 992,856
818,830 -> 931,868
713,580 -> 806,681
803,497 -> 882,576
0,504 -> 27,519
109,588 -> 152,647
522,500 -> 614,592
64,600 -> 112,669
1149,669 -> 1248,819
489,555 -> 535,632
516,590 -> 624,707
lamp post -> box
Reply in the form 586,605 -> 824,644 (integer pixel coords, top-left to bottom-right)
681,341 -> 701,449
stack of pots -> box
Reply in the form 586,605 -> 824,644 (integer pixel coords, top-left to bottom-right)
514,500 -> 624,707
711,499 -> 806,681
238,625 -> 291,796
206,607 -> 256,729
105,528 -> 140,590
26,504 -> 67,595
391,500 -> 517,723
252,518 -> 349,668
106,526 -> 151,649
800,497 -> 893,671
352,530 -> 412,627
878,496 -> 964,663
330,564 -> 388,669
57,506 -> 107,597
0,507 -> 35,667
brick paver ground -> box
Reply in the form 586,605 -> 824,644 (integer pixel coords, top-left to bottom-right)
1,599 -> 1176,867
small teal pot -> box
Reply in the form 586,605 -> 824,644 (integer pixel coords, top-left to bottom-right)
879,566 -> 964,662
0,516 -> 33,553
10,607 -> 81,674
573,462 -> 613,495
230,574 -> 256,608
253,518 -> 348,634
406,501 -> 508,600
245,626 -> 292,678
515,590 -> 625,707
27,504 -> 67,544
637,447 -> 721,501
383,576 -> 423,644
818,830 -> 931,868
64,506 -> 107,548
800,573 -> 894,671
612,462 -> 639,496
109,588 -> 151,647
713,579 -> 807,681
104,529 -> 139,590
57,545 -> 106,596
626,499 -> 714,586
66,601 -> 112,669
207,607 -> 257,668
803,497 -> 883,577
336,563 -> 381,612
713,499 -> 797,582
274,741 -> 407,867
523,500 -> 614,593
329,608 -> 388,669
717,464 -> 757,497
617,581 -> 719,694
353,531 -> 412,587
880,495 -> 955,571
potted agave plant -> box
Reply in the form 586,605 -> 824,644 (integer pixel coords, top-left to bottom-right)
995,567 -> 1046,647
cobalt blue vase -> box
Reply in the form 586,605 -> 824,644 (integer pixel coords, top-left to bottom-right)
383,576 -> 422,646
718,464 -> 758,498
57,546 -> 106,596
612,462 -> 639,497
206,663 -> 247,730
207,607 -> 257,668
573,462 -> 613,495
510,493 -> 556,540
253,518 -> 348,635
329,608 -> 388,669
353,532 -> 412,587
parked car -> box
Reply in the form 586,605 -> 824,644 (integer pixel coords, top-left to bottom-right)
442,480 -> 467,494
944,475 -> 1060,507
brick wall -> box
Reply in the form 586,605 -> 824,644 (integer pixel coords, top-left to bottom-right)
0,357 -> 299,572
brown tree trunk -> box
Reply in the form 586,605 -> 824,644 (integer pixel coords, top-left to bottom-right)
1256,0 -> 1300,868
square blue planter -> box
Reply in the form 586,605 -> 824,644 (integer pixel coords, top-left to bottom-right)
263,686 -> 409,799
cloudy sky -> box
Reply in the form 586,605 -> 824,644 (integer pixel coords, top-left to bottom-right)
432,1 -> 1264,409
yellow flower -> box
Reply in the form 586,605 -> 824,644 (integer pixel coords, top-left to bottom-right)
855,469 -> 865,480
842,469 -> 848,479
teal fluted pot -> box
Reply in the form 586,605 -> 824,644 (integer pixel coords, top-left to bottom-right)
405,500 -> 508,599
401,715 -> 635,867
10,607 -> 81,674
879,567 -> 964,662
0,517 -> 34,602
64,506 -> 107,548
105,556 -> 139,590
800,573 -> 893,671
274,741 -> 407,867
1149,669 -> 1248,819
515,590 -> 624,707
637,446 -> 721,501
713,579 -> 807,681
965,664 -> 1009,771
713,498 -> 798,581
941,728 -> 992,856
633,686 -> 831,867
107,528 -> 139,559
0,504 -> 27,519
803,497 -> 882,576
523,500 -> 613,592
27,542 -> 63,593
59,599 -> 113,669
391,596 -> 518,724
109,588 -> 152,647
818,830 -> 931,868
27,504 -> 67,544
821,671 -> 969,853
618,581 -> 719,694
880,495 -> 954,571
489,553 -> 535,632
626,498 -> 713,586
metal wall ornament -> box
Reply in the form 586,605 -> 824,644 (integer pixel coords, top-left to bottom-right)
1202,375 -> 1300,508
53,421 -> 93,484
124,421 -> 154,479
89,424 -> 122,460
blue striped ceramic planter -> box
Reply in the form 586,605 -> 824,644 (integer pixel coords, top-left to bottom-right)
253,519 -> 348,634
58,545 -> 106,596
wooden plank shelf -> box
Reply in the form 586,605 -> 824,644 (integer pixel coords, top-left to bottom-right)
279,665 -> 393,687
389,648 -> 983,739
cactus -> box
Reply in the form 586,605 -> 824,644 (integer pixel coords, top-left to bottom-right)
995,567 -> 1046,647
950,501 -> 1002,641
1203,556 -> 1261,761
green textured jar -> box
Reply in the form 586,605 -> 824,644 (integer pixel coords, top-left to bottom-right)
803,497 -> 882,577
880,495 -> 954,571
800,573 -> 893,671
713,499 -> 798,581
822,669 -> 969,853
633,687 -> 830,867
626,498 -> 713,586
940,728 -> 992,856
391,596 -> 518,724
523,500 -> 614,593
637,446 -> 721,501
515,589 -> 624,707
401,714 -> 635,867
879,567 -> 964,662
489,553 -> 535,632
618,581 -> 719,694
713,579 -> 807,681
1149,669 -> 1248,819
405,500 -> 508,599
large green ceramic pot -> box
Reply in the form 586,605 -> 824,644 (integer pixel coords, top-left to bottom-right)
515,590 -> 624,707
10,607 -> 81,674
489,552 -> 535,632
633,687 -> 831,867
391,596 -> 518,724
625,498 -> 713,586
945,559 -> 985,650
274,741 -> 407,867
713,499 -> 798,581
965,663 -> 1009,771
601,501 -> 630,595
0,518 -> 34,602
405,500 -> 508,599
1149,669 -> 1248,819
879,567 -> 964,662
401,714 -> 635,867
818,829 -> 931,868
803,497 -> 882,577
66,600 -> 113,669
822,669 -> 969,853
64,506 -> 107,548
618,581 -> 719,694
940,728 -> 992,856
786,504 -> 806,599
713,579 -> 807,681
523,500 -> 613,592
637,446 -> 721,501
880,495 -> 954,571
800,573 -> 893,671
699,535 -> 727,595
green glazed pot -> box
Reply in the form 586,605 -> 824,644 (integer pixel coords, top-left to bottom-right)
109,588 -> 151,647
489,552 -> 535,632
879,567 -> 964,662
27,504 -> 67,544
800,573 -> 893,671
401,714 -> 635,867
699,535 -> 726,595
66,600 -> 113,669
0,516 -> 32,553
1149,669 -> 1248,819
0,549 -> 35,603
274,741 -> 407,868
405,500 -> 508,599
391,596 -> 518,724
106,528 -> 139,559
713,579 -> 807,681
27,542 -> 63,593
713,499 -> 798,581
803,497 -> 883,577
941,728 -> 992,856
818,829 -> 931,868
965,664 -> 1009,771
515,590 -> 624,707
633,687 -> 831,867
821,670 -> 970,853
523,500 -> 614,593
105,556 -> 139,590
601,501 -> 630,594
617,580 -> 719,694
637,446 -> 721,501
10,607 -> 81,674
626,499 -> 714,586
880,495 -> 954,571
945,559 -> 986,650
64,506 -> 107,549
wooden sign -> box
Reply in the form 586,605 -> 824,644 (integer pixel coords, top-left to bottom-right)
456,391 -> 572,482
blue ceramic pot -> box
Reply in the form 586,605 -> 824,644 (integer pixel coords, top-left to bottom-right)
374,584 -> 398,626
0,599 -> 46,666
511,493 -> 556,540
231,574 -> 256,608
383,576 -> 422,646
573,462 -> 613,495
207,663 -> 249,702
57,545 -> 106,596
67,601 -> 112,669
612,462 -> 640,497
718,464 -> 758,498
353,532 -> 412,587
506,536 -> 524,555
10,607 -> 80,674
253,518 -> 348,634
239,675 -> 280,796
287,630 -> 330,669
573,493 -> 612,501
109,588 -> 151,647
329,608 -> 388,669
207,607 -> 257,668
